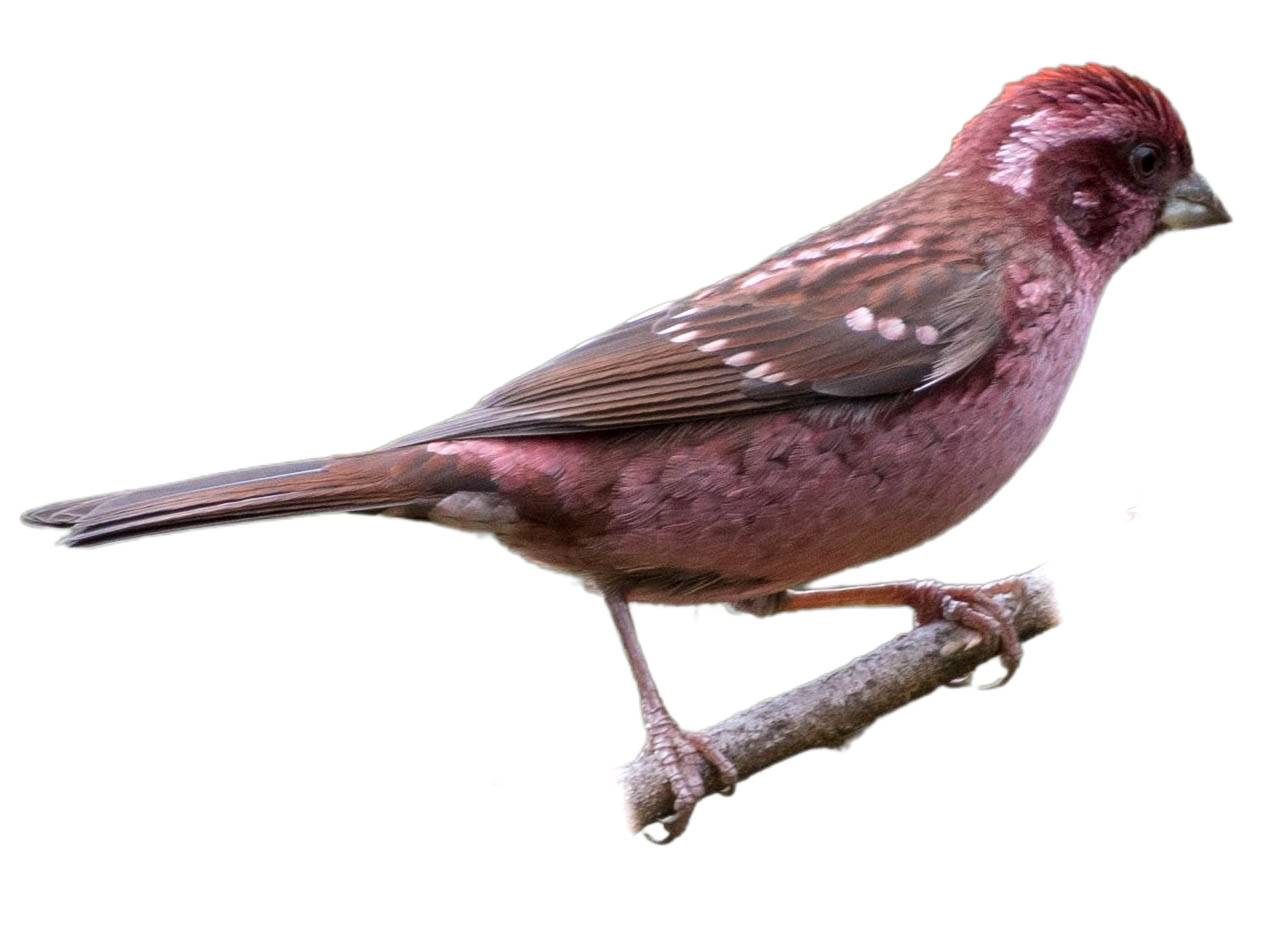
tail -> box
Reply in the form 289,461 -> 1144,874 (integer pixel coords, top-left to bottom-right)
21,446 -> 435,547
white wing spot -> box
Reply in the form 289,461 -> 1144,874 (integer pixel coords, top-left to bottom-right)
825,224 -> 893,252
743,361 -> 777,380
741,272 -> 772,288
697,337 -> 731,352
915,324 -> 941,345
669,329 -> 701,344
877,317 -> 907,341
877,239 -> 919,255
723,351 -> 759,367
844,306 -> 876,332
655,321 -> 690,336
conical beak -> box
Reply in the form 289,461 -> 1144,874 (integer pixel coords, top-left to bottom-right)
1161,171 -> 1231,230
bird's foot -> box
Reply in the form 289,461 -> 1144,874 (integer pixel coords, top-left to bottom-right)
641,705 -> 738,843
730,577 -> 1025,685
909,579 -> 1024,689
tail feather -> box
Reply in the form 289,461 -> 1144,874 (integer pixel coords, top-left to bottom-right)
22,448 -> 431,547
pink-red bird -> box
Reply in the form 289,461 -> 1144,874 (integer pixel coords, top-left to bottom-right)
23,65 -> 1230,838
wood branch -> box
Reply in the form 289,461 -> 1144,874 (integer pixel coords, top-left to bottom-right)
622,572 -> 1059,833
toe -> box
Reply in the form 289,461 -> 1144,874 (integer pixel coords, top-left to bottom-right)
685,731 -> 739,795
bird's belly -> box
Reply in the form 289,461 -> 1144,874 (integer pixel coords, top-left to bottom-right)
605,384 -> 1061,601
486,390 -> 1053,601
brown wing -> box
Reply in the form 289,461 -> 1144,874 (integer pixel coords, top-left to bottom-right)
390,219 -> 1004,444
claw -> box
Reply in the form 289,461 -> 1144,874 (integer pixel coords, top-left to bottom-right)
644,826 -> 672,844
644,811 -> 692,845
979,651 -> 1021,690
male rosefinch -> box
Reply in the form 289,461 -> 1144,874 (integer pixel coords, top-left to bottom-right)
23,64 -> 1230,839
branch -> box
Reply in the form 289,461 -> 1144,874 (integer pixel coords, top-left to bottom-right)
622,571 -> 1059,832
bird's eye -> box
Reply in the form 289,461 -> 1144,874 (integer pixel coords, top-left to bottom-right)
1129,144 -> 1163,180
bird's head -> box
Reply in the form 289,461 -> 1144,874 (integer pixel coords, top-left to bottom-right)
945,64 -> 1229,277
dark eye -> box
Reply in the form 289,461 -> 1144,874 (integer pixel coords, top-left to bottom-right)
1129,144 -> 1163,180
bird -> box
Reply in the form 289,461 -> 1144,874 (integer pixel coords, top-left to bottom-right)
22,64 -> 1230,840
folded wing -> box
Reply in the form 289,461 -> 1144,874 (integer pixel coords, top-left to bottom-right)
392,217 -> 1005,444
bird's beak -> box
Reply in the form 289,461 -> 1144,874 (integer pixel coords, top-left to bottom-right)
1161,171 -> 1231,230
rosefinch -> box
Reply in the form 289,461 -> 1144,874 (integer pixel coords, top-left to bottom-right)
23,64 -> 1230,839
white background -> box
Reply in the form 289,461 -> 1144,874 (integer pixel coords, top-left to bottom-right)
2,2 -> 1258,943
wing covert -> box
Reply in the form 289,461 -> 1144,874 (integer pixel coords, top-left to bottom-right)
390,219 -> 1004,445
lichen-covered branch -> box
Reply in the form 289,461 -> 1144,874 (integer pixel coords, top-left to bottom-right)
622,572 -> 1059,833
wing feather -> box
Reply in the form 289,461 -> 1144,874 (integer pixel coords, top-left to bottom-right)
390,217 -> 1005,445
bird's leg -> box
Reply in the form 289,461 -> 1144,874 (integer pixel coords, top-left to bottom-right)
734,577 -> 1026,688
605,589 -> 738,842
